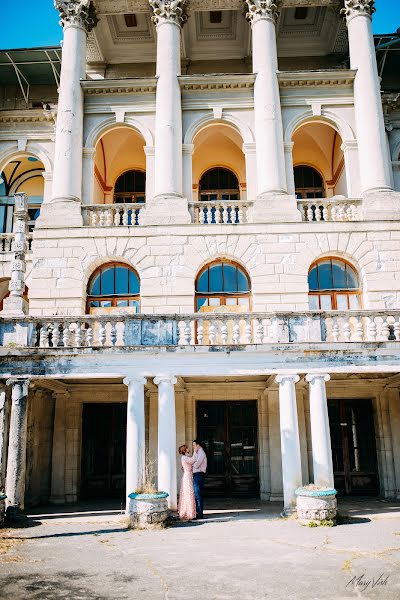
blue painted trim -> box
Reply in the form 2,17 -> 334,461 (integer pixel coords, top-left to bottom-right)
128,492 -> 169,500
295,487 -> 337,497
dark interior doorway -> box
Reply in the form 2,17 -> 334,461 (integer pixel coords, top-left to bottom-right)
196,401 -> 259,498
328,398 -> 380,496
81,403 -> 126,499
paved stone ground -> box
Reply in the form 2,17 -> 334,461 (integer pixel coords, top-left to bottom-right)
1,498 -> 400,600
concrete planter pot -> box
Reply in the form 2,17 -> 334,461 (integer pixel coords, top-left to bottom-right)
295,487 -> 337,525
128,492 -> 169,529
0,494 -> 6,527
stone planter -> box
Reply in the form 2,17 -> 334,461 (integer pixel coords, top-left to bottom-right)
295,487 -> 337,525
0,494 -> 6,527
128,492 -> 169,529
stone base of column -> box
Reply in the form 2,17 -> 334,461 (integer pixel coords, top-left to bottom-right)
281,506 -> 297,518
362,190 -> 400,221
1,296 -> 28,317
36,198 -> 83,229
250,194 -> 302,223
141,195 -> 191,226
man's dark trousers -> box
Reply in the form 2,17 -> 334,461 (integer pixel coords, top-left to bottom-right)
193,472 -> 205,518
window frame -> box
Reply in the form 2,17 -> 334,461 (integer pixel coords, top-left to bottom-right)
199,168 -> 240,202
308,258 -> 362,311
113,169 -> 146,204
294,165 -> 325,200
86,262 -> 141,313
195,259 -> 252,312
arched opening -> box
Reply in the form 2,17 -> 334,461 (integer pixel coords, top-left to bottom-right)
193,123 -> 245,201
292,121 -> 347,199
0,153 -> 44,232
114,170 -> 146,204
308,258 -> 361,310
93,126 -> 146,204
195,259 -> 251,312
199,167 -> 239,202
86,263 -> 140,314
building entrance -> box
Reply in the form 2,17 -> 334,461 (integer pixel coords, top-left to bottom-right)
328,399 -> 380,495
81,403 -> 126,499
196,401 -> 259,498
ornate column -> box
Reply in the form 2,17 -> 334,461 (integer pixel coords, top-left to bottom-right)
49,391 -> 69,504
5,379 -> 30,518
38,1 -> 98,228
0,385 -> 7,492
142,1 -> 191,225
124,377 -> 146,511
305,374 -> 334,489
2,193 -> 28,316
154,375 -> 177,510
276,374 -> 302,514
342,0 -> 400,218
245,0 -> 301,222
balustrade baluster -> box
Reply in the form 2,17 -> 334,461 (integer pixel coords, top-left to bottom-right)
91,211 -> 98,227
110,322 -> 117,346
342,318 -> 351,342
122,208 -> 129,226
209,320 -> 217,345
306,203 -> 313,222
98,321 -> 106,347
254,319 -> 263,344
114,208 -> 120,226
215,205 -> 222,224
62,322 -> 70,347
197,319 -> 204,345
39,324 -> 49,348
184,320 -> 191,345
222,206 -> 228,224
380,318 -> 390,341
244,318 -> 252,344
52,323 -> 60,348
353,316 -> 364,342
86,324 -> 93,347
315,205 -> 322,222
394,319 -> 400,342
74,322 -> 82,347
367,316 -> 377,341
261,318 -> 271,343
331,317 -> 340,343
105,209 -> 113,226
220,319 -> 228,345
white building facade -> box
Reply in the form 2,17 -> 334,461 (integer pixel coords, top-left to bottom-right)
0,0 -> 400,516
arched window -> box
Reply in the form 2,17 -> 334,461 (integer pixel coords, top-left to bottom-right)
87,263 -> 140,313
195,260 -> 251,311
294,166 -> 325,199
308,258 -> 361,310
114,170 -> 146,204
199,168 -> 239,202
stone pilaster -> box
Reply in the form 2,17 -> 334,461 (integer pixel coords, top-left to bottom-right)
2,194 -> 28,317
5,378 -> 30,519
50,391 -> 69,504
123,377 -> 146,511
154,375 -> 177,510
0,385 -> 7,492
37,1 -> 98,228
245,1 -> 301,223
306,374 -> 334,489
142,1 -> 191,225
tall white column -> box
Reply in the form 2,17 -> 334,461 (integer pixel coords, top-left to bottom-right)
342,0 -> 400,218
276,374 -> 302,514
124,377 -> 146,511
142,1 -> 191,225
245,1 -> 301,223
154,375 -> 177,510
38,1 -> 98,228
0,385 -> 7,493
5,379 -> 30,518
50,391 -> 69,504
306,374 -> 335,489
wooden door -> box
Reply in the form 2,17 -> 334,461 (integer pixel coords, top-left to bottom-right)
196,401 -> 259,497
81,403 -> 127,499
328,399 -> 379,495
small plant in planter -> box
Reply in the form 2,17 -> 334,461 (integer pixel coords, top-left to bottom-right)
128,454 -> 169,530
295,484 -> 337,526
0,490 -> 6,528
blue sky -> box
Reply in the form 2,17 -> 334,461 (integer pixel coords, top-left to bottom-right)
0,0 -> 399,49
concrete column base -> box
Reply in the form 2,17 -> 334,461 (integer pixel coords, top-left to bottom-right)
250,194 -> 302,223
141,195 -> 191,226
1,296 -> 28,317
36,198 -> 83,228
362,190 -> 400,220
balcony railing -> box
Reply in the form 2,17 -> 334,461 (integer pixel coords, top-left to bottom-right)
297,198 -> 362,222
190,201 -> 252,224
82,204 -> 144,227
0,233 -> 33,253
1,310 -> 399,349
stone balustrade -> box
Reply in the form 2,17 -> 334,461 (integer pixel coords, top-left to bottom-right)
189,201 -> 252,224
0,234 -> 33,253
1,310 -> 400,349
82,204 -> 144,227
297,198 -> 362,222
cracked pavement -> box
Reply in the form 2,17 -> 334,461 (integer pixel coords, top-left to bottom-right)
1,499 -> 400,600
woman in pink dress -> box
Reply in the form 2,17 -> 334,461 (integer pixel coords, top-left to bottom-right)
178,445 -> 197,521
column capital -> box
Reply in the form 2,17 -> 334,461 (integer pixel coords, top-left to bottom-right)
245,0 -> 282,26
123,376 -> 147,387
341,0 -> 375,24
55,0 -> 98,32
6,379 -> 30,403
154,375 -> 177,386
149,0 -> 188,28
305,373 -> 331,384
275,374 -> 300,385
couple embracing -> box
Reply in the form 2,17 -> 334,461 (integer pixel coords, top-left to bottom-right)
178,440 -> 207,521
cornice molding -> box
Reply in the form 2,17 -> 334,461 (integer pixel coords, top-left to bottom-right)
93,0 -> 341,13
0,110 -> 57,125
278,69 -> 356,88
81,77 -> 157,95
179,73 -> 256,91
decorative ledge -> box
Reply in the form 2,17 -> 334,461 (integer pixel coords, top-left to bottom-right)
0,109 -> 56,124
81,77 -> 157,96
179,74 -> 256,92
278,70 -> 357,88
